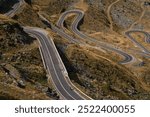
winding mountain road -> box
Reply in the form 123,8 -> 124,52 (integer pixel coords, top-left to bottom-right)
2,0 -> 150,100
4,0 -> 24,17
23,27 -> 91,100
125,30 -> 150,53
3,0 -> 91,100
57,9 -> 135,64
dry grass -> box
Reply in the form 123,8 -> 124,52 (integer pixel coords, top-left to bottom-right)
13,4 -> 45,28
74,0 -> 88,12
0,82 -> 50,100
0,14 -> 16,23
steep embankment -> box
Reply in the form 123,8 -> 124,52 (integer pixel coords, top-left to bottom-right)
25,0 -> 150,99
0,16 -> 53,99
13,3 -> 45,28
1,0 -> 150,100
54,38 -> 150,100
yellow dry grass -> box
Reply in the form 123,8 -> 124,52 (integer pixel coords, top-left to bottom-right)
74,0 -> 88,12
0,14 -> 16,23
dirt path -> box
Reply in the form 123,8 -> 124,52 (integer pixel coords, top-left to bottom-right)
107,0 -> 120,31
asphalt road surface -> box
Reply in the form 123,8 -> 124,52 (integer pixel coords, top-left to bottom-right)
125,30 -> 150,53
4,1 -> 91,100
3,1 -> 150,99
57,9 -> 135,64
23,27 -> 90,100
4,0 -> 24,17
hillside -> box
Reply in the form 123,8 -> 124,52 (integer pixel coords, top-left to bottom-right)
54,36 -> 150,99
0,17 -> 58,99
0,0 -> 150,100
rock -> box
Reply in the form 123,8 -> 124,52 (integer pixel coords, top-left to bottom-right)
18,80 -> 26,88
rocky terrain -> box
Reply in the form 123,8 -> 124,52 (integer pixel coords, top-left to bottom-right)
55,40 -> 150,99
0,16 -> 59,99
0,0 -> 150,100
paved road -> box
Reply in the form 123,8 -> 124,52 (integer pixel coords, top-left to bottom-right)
39,13 -> 81,44
125,30 -> 150,66
57,9 -> 134,64
23,27 -> 89,100
4,1 -> 91,100
4,0 -> 24,17
125,30 -> 150,53
4,1 -> 150,99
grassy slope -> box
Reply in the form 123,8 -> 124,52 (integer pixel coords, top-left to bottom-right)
1,0 -> 150,100
55,39 -> 150,99
13,3 -> 45,28
29,0 -> 150,99
0,18 -> 51,99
